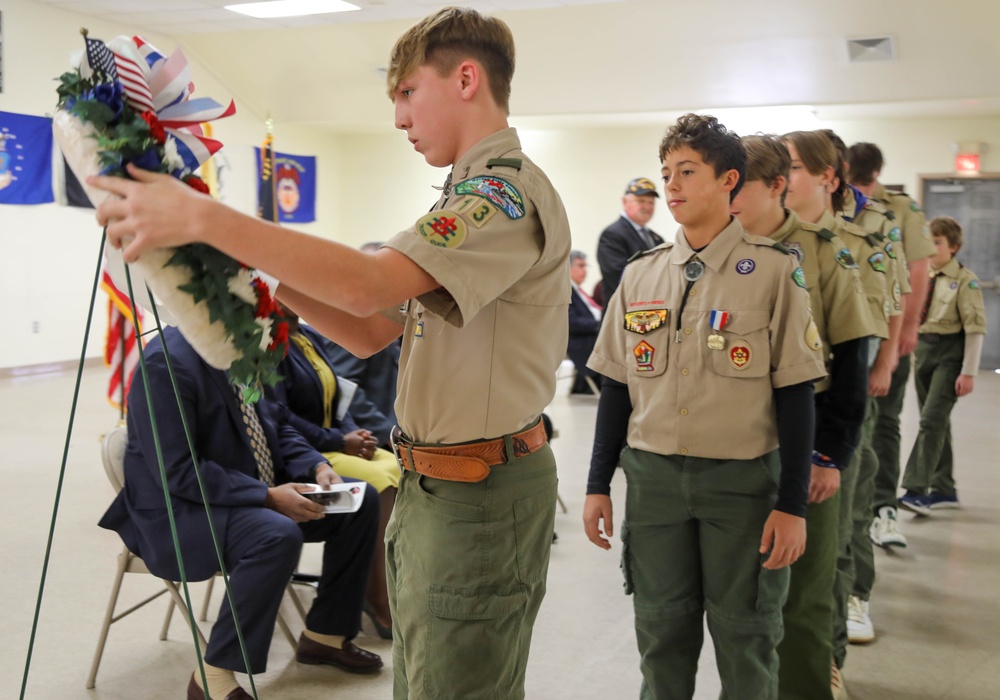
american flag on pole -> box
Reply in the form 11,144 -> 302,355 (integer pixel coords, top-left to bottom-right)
100,266 -> 143,412
82,36 -> 119,82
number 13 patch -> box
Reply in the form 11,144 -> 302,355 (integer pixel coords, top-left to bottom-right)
454,196 -> 498,229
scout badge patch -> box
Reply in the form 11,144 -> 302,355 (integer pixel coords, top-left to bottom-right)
633,340 -> 655,371
454,176 -> 525,219
416,210 -> 467,248
868,251 -> 886,273
735,259 -> 756,275
970,280 -> 980,290
784,242 -> 804,264
885,242 -> 896,259
805,321 -> 822,351
624,309 -> 668,334
836,248 -> 858,269
454,195 -> 498,228
792,266 -> 807,289
888,227 -> 901,242
729,344 -> 751,370
708,310 -> 728,350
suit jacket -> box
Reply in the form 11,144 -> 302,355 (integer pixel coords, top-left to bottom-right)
99,327 -> 325,582
318,335 -> 399,447
267,325 -> 361,453
568,285 -> 601,370
596,215 -> 664,302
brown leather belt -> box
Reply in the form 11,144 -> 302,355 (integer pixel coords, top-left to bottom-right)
391,420 -> 548,483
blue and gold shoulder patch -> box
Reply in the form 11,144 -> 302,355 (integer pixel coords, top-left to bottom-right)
454,176 -> 525,219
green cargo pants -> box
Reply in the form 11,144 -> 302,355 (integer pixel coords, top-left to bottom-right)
871,354 -> 911,513
621,447 -> 789,700
385,442 -> 557,700
778,492 -> 840,700
902,334 -> 964,495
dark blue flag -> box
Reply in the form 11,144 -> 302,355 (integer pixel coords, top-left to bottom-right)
0,111 -> 55,206
274,153 -> 316,223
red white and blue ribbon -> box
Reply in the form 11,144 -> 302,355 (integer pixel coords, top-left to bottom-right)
104,35 -> 236,175
709,310 -> 729,331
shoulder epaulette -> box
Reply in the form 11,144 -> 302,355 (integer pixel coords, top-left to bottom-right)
485,157 -> 522,171
626,242 -> 672,265
815,228 -> 836,242
884,209 -> 896,221
864,233 -> 883,248
744,233 -> 790,253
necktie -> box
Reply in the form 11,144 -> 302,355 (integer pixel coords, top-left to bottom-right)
920,273 -> 939,325
580,287 -> 602,312
638,227 -> 652,248
234,386 -> 275,486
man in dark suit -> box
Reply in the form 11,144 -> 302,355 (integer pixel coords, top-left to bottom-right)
99,327 -> 382,700
568,250 -> 603,394
596,177 -> 664,302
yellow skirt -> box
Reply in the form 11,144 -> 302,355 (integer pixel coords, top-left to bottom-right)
324,447 -> 400,493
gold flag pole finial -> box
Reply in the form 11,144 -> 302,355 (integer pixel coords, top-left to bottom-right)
80,27 -> 89,38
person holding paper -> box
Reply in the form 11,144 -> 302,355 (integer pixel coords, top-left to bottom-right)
99,326 -> 383,700
267,303 -> 399,639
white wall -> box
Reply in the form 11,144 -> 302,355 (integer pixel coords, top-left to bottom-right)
3,0 -> 999,368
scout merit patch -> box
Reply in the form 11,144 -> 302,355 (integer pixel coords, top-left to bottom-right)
453,196 -> 498,229
417,211 -> 467,248
805,321 -> 822,351
729,344 -> 751,370
792,267 -> 807,289
454,176 -> 525,219
633,340 -> 655,371
624,309 -> 668,334
868,251 -> 886,273
836,248 -> 858,269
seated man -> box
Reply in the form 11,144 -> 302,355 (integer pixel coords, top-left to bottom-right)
99,327 -> 382,700
568,250 -> 603,394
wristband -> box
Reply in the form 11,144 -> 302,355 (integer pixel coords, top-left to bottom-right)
811,451 -> 844,470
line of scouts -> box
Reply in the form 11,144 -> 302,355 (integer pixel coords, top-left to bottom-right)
584,119 -> 986,700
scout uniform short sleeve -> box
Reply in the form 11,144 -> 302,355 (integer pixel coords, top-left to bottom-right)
588,218 -> 826,460
383,128 -> 572,443
873,184 -> 936,263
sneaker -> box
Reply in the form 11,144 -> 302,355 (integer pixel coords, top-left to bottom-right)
871,506 -> 907,548
899,490 -> 932,516
927,492 -> 960,509
831,661 -> 850,700
847,595 -> 875,644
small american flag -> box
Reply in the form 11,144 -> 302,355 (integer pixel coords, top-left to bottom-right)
85,36 -> 119,82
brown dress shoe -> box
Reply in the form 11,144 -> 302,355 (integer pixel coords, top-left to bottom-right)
186,673 -> 253,700
295,633 -> 383,674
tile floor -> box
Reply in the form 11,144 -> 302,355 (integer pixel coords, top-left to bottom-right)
2,364 -> 998,699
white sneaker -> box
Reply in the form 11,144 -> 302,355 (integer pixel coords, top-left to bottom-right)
872,506 -> 908,548
847,595 -> 875,644
831,661 -> 850,700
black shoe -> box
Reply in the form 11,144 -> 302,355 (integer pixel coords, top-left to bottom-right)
363,602 -> 393,640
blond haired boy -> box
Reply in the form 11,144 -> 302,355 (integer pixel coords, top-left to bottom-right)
92,7 -> 571,699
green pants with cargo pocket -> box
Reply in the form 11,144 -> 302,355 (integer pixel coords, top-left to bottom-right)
620,447 -> 790,700
385,441 -> 557,700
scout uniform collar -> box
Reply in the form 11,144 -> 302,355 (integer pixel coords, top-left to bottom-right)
767,208 -> 803,244
935,257 -> 961,279
807,208 -> 840,233
671,217 -> 744,274
451,127 -> 522,184
870,182 -> 890,203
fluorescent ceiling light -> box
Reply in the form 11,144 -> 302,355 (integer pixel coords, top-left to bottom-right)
226,0 -> 360,19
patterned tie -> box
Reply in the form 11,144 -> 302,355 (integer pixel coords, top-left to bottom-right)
638,227 -> 652,248
920,272 -> 939,325
233,386 -> 275,486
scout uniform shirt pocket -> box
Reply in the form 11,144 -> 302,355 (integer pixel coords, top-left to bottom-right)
710,310 -> 771,378
623,307 -> 671,377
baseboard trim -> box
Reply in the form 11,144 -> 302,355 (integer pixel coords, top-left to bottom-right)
0,356 -> 104,380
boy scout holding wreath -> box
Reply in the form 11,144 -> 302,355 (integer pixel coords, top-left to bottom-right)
583,114 -> 826,699
92,7 -> 571,699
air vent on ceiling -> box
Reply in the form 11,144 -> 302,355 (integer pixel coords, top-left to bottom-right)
846,36 -> 896,63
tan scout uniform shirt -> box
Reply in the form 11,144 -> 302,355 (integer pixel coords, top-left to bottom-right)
921,258 -> 988,335
810,210 -> 892,340
769,209 -> 875,393
843,187 -> 911,296
384,128 -> 571,444
587,218 -> 826,460
870,183 -> 936,263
